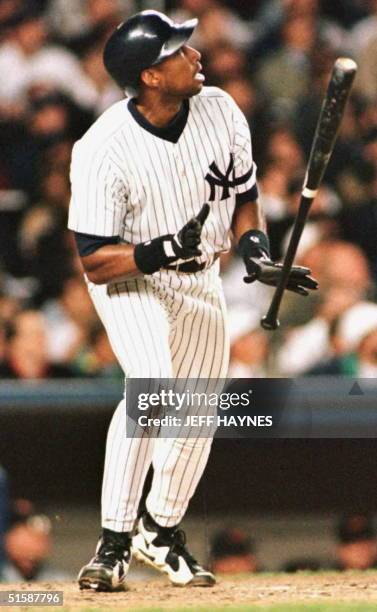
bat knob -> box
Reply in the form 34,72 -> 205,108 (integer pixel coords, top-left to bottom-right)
261,316 -> 280,331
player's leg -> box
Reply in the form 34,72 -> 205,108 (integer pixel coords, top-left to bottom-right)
169,271 -> 229,380
133,267 -> 229,586
78,279 -> 173,591
95,280 -> 174,529
148,268 -> 229,521
147,284 -> 229,524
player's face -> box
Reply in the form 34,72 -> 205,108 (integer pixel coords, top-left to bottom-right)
154,44 -> 205,98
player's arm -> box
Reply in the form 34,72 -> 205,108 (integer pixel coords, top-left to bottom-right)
79,240 -> 139,284
227,93 -> 317,296
74,205 -> 210,285
232,198 -> 266,239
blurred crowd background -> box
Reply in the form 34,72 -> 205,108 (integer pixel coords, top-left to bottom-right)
0,0 -> 377,583
0,0 -> 376,380
0,0 -> 377,379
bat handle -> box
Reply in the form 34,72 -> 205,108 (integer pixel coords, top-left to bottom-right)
261,284 -> 285,330
260,196 -> 313,331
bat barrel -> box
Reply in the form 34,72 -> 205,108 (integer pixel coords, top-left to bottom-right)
305,57 -> 357,191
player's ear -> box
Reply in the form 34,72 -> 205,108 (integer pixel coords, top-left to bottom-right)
140,68 -> 160,90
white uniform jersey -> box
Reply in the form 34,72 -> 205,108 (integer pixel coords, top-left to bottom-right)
68,86 -> 257,264
68,87 -> 257,534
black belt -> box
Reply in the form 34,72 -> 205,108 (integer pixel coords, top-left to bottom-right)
165,253 -> 220,274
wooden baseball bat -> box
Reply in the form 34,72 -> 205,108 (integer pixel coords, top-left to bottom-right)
261,57 -> 357,331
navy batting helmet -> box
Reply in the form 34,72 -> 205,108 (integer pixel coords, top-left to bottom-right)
103,10 -> 198,93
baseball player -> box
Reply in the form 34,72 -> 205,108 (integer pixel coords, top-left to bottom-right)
68,10 -> 317,592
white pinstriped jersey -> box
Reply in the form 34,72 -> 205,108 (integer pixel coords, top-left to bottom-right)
68,86 -> 257,264
69,87 -> 248,533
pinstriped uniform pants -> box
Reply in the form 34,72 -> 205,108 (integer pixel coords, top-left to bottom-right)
88,261 -> 229,531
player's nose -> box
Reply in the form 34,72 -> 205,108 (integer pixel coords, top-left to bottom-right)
185,45 -> 201,63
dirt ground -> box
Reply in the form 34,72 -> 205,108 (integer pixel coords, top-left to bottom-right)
3,572 -> 377,610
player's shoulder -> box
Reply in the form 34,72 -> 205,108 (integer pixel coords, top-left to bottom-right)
72,99 -> 130,161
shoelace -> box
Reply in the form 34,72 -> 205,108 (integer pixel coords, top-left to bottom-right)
169,529 -> 198,566
98,538 -> 129,564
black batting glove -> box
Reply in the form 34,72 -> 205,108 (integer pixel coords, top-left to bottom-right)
174,203 -> 210,258
238,229 -> 318,296
134,204 -> 210,274
243,257 -> 318,296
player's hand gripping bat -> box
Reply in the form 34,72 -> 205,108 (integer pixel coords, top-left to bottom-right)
261,58 -> 357,331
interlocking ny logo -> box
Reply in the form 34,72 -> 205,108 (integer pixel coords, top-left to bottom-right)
205,154 -> 252,201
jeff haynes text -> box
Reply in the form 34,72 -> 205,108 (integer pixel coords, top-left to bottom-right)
138,415 -> 273,427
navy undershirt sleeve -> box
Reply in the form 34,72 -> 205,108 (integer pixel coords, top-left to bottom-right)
73,231 -> 120,256
235,184 -> 259,208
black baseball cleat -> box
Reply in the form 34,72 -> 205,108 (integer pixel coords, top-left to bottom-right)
132,512 -> 215,587
78,529 -> 131,592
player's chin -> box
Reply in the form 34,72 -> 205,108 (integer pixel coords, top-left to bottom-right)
188,78 -> 204,96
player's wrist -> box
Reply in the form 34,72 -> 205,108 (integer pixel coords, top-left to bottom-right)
238,229 -> 270,262
134,234 -> 183,274
134,236 -> 168,274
